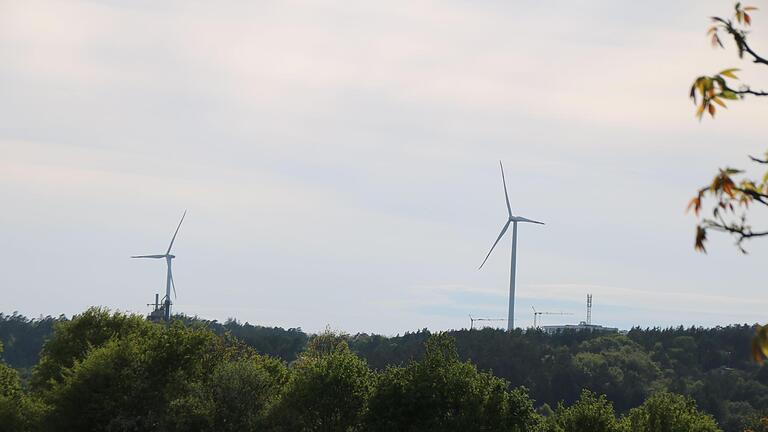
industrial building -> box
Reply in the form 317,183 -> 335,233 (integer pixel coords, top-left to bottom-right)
539,294 -> 618,334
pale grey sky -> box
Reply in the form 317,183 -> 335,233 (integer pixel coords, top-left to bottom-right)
1,0 -> 767,334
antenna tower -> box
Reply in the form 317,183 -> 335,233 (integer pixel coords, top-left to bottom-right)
586,294 -> 593,325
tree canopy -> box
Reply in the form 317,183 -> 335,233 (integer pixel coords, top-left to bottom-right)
4,311 -> 768,431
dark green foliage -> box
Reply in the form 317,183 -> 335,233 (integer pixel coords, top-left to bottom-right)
0,343 -> 46,432
0,342 -> 21,397
180,315 -> 309,361
742,415 -> 768,432
206,356 -> 287,431
346,329 -> 431,369
165,354 -> 287,432
544,390 -> 624,432
352,326 -> 763,431
0,313 -> 59,370
271,331 -> 373,432
42,319 -> 237,432
365,333 -> 542,432
572,335 -> 661,409
624,392 -> 721,432
31,307 -> 152,392
5,312 -> 767,431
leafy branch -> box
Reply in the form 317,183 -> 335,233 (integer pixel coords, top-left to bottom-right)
690,3 -> 763,119
689,3 -> 768,364
688,157 -> 768,253
688,2 -> 768,256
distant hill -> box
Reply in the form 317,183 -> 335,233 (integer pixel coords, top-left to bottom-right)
1,311 -> 764,431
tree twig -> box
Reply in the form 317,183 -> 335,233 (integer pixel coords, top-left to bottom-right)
741,36 -> 768,66
721,19 -> 768,66
734,88 -> 768,96
734,187 -> 768,205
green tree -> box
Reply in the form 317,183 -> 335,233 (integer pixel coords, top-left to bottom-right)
0,341 -> 47,432
744,416 -> 768,432
31,307 -> 153,391
0,313 -> 60,370
271,330 -> 374,432
573,336 -> 661,411
167,354 -> 288,432
545,390 -> 624,432
623,392 -> 721,432
208,355 -> 287,432
42,320 -> 235,432
365,333 -> 542,432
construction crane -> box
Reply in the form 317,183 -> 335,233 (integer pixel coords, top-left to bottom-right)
468,314 -> 507,330
531,306 -> 573,328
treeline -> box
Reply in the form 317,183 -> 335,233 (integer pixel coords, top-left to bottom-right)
0,314 -> 59,371
179,316 -> 768,431
1,311 -> 767,431
0,308 -> 727,432
346,326 -> 764,431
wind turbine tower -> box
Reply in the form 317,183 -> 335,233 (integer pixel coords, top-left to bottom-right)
132,210 -> 187,323
479,162 -> 544,331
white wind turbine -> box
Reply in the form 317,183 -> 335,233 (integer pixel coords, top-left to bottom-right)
479,162 -> 544,331
132,210 -> 187,323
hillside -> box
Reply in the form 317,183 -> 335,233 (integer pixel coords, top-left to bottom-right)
1,311 -> 765,431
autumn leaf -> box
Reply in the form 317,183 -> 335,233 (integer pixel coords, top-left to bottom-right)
696,103 -> 706,119
694,226 -> 707,252
753,339 -> 764,362
712,97 -> 727,108
723,182 -> 734,196
719,68 -> 740,79
712,33 -> 724,48
687,197 -> 702,215
753,325 -> 768,363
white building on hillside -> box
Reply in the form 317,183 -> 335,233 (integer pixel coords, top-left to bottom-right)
540,321 -> 618,334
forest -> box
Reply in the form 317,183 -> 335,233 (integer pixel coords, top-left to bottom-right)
0,309 -> 766,432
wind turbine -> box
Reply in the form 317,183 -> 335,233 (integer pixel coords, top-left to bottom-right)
132,210 -> 187,323
479,162 -> 544,331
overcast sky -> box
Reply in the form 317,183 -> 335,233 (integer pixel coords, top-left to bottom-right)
2,0 -> 767,334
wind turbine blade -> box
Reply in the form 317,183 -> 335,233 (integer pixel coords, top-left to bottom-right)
499,161 -> 512,218
170,271 -> 177,299
166,210 -> 187,255
131,255 -> 166,259
515,216 -> 545,225
479,219 -> 512,269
